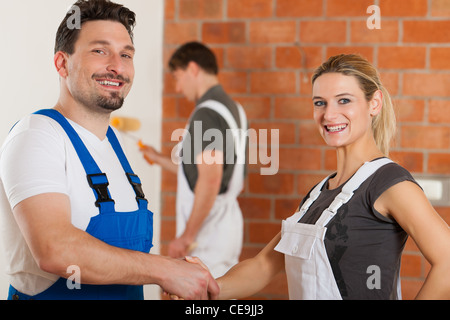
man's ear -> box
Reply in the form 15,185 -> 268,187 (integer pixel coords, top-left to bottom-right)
186,61 -> 200,77
369,89 -> 383,117
54,51 -> 69,78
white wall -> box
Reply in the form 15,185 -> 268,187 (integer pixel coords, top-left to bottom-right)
0,0 -> 164,299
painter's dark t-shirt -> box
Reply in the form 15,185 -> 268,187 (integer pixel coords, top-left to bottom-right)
298,161 -> 418,299
181,85 -> 246,194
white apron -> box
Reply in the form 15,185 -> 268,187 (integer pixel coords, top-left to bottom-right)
275,158 -> 393,299
176,100 -> 247,278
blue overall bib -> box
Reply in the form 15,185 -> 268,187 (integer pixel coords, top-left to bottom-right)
8,109 -> 153,300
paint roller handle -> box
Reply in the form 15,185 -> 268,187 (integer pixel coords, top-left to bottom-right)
110,116 -> 141,131
138,141 -> 156,165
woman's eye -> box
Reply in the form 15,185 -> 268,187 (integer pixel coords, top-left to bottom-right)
338,98 -> 351,104
314,100 -> 325,107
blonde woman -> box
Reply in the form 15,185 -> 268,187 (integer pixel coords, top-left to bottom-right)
188,54 -> 450,300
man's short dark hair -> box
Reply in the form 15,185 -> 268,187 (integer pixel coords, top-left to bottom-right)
168,42 -> 218,75
54,0 -> 136,55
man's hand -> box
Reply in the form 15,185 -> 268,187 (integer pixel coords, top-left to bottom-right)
157,256 -> 219,300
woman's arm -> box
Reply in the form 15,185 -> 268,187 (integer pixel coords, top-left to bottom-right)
216,232 -> 285,300
375,180 -> 450,299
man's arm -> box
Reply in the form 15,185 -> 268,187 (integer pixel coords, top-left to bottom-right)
139,144 -> 178,174
13,192 -> 219,299
168,150 -> 223,258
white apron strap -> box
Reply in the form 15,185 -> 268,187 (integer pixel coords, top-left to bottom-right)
197,100 -> 247,197
316,158 -> 393,227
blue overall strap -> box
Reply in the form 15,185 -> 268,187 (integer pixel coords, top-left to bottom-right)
33,109 -> 115,213
106,127 -> 148,210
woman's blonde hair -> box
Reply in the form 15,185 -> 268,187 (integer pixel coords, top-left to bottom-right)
311,54 -> 396,156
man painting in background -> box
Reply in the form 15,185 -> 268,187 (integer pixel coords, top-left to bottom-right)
140,42 -> 248,278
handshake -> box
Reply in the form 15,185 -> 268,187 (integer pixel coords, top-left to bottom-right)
160,255 -> 220,300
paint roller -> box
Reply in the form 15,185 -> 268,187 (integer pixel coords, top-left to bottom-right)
110,116 -> 153,164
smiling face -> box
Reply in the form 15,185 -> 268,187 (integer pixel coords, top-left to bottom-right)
312,72 -> 382,151
60,20 -> 135,113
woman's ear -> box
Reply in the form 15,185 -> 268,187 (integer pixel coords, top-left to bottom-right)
54,51 -> 69,78
369,89 -> 383,117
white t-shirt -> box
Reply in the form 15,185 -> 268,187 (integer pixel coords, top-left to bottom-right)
0,113 -> 139,295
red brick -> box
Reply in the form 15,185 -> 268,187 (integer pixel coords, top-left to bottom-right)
237,97 -> 271,120
394,99 -> 425,122
435,207 -> 450,225
326,46 -> 374,63
401,125 -> 450,149
299,122 -> 326,146
160,219 -> 176,242
177,98 -> 195,118
238,197 -> 271,220
403,73 -> 450,97
276,46 -> 323,69
274,97 -> 313,120
431,0 -> 450,16
161,194 -> 176,217
250,71 -> 297,94
161,120 -> 186,143
430,48 -> 450,69
380,0 -> 428,16
300,20 -> 347,43
389,151 -> 424,173
250,122 -> 297,145
278,147 -> 322,171
226,46 -> 272,69
276,0 -> 323,17
211,47 -> 225,70
297,173 -> 329,196
161,169 -> 177,193
248,173 -> 295,195
403,21 -> 450,43
428,153 -> 450,174
380,72 -> 399,96
248,222 -> 281,243
275,198 -> 301,220
162,96 -> 177,119
351,20 -> 399,43
165,0 -> 175,20
179,0 -> 222,19
327,0 -> 374,16
218,71 -> 248,94
378,46 -> 426,69
401,254 -> 423,277
429,100 -> 450,124
202,22 -> 246,44
249,21 -> 296,44
228,0 -> 273,18
401,279 -> 423,300
164,22 -> 198,44
324,149 -> 337,171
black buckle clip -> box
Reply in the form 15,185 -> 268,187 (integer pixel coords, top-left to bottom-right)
87,173 -> 115,207
126,173 -> 147,202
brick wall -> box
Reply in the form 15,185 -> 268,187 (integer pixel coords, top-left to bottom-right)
161,0 -> 450,300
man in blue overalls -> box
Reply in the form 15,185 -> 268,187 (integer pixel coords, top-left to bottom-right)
0,0 -> 218,300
